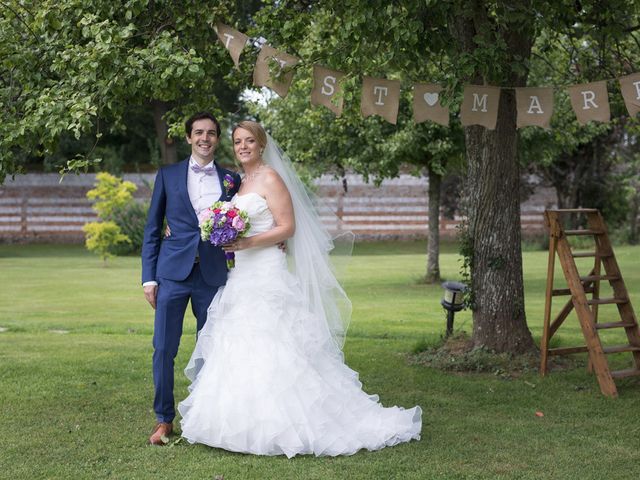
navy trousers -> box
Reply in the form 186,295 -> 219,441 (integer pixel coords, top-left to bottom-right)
152,263 -> 218,423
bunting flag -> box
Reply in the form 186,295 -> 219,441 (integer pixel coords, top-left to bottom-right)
311,66 -> 346,116
515,87 -> 554,129
253,45 -> 300,98
413,83 -> 449,126
214,22 -> 248,69
568,81 -> 610,125
460,85 -> 501,130
619,72 -> 640,117
360,76 -> 401,124
213,22 -> 640,129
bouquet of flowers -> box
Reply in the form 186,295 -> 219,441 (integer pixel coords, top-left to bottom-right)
198,201 -> 251,268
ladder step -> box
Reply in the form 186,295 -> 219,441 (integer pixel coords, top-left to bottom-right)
579,275 -> 620,282
572,251 -> 613,258
548,346 -> 589,355
595,321 -> 638,330
548,208 -> 600,213
565,229 -> 604,236
610,368 -> 640,379
587,298 -> 628,305
602,345 -> 640,354
552,287 -> 595,296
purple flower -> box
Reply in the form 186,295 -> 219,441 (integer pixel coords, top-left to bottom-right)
223,174 -> 235,195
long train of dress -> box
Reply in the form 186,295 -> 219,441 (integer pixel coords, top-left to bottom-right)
178,193 -> 421,457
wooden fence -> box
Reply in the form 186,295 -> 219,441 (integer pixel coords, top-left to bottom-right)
0,173 -> 554,242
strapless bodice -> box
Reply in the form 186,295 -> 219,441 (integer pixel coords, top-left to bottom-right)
232,192 -> 275,236
231,192 -> 285,274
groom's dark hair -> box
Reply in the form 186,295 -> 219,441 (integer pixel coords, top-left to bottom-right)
185,112 -> 221,137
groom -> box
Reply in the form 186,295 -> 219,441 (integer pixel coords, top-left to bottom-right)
141,112 -> 241,445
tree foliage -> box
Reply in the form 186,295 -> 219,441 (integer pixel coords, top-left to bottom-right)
0,0 -> 258,182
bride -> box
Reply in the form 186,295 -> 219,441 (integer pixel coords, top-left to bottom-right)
178,121 -> 421,457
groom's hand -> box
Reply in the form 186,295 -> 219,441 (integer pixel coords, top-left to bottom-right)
144,285 -> 158,309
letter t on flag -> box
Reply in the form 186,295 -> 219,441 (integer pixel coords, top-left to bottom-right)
311,66 -> 346,116
214,22 -> 248,69
360,76 -> 401,124
619,72 -> 640,117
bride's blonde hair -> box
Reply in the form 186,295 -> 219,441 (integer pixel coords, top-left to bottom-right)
232,121 -> 268,150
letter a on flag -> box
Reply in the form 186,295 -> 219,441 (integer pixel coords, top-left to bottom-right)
515,87 -> 554,129
253,45 -> 300,98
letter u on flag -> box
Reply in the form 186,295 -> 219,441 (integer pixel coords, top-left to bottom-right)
253,45 -> 300,98
214,22 -> 248,69
460,85 -> 501,129
360,76 -> 401,124
515,87 -> 554,129
567,81 -> 610,125
311,66 -> 346,116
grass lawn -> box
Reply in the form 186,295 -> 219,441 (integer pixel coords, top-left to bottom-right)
1,241 -> 640,479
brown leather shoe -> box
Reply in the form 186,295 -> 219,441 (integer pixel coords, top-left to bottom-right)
149,422 -> 173,446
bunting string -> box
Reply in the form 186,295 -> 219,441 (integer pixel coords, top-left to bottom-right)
214,23 -> 640,129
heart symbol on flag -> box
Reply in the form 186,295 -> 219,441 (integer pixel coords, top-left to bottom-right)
423,92 -> 439,107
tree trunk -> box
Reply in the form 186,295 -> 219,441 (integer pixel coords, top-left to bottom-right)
425,166 -> 441,283
465,90 -> 535,353
450,0 -> 536,353
152,100 -> 178,165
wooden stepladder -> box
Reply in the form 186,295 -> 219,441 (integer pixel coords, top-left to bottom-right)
540,208 -> 640,397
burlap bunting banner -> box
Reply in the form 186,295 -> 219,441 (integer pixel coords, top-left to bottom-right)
253,45 -> 300,98
311,66 -> 346,116
360,76 -> 401,124
214,22 -> 248,69
567,81 -> 610,125
413,83 -> 449,126
515,87 -> 554,129
460,85 -> 501,130
619,72 -> 640,117
212,23 -> 640,129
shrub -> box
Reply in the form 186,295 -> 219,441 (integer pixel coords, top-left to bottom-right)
85,172 -> 148,255
82,221 -> 131,263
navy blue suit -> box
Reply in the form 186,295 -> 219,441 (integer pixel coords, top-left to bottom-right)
141,158 -> 241,423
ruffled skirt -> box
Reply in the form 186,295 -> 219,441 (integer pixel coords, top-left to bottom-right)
178,246 -> 422,457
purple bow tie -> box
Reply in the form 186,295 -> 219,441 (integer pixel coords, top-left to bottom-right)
191,164 -> 216,176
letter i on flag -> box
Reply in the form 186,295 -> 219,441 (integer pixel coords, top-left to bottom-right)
311,66 -> 346,116
214,22 -> 248,69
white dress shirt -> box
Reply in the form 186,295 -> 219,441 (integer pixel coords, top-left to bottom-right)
143,157 -> 221,288
188,157 -> 221,217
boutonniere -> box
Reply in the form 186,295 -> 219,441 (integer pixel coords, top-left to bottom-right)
223,174 -> 235,195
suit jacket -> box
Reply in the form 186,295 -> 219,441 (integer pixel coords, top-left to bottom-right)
141,158 -> 242,287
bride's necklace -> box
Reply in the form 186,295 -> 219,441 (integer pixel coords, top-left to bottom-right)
243,163 -> 266,181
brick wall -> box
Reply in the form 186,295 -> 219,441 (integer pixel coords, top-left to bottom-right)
0,173 -> 556,243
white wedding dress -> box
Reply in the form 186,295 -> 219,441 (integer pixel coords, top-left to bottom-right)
178,192 -> 422,457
